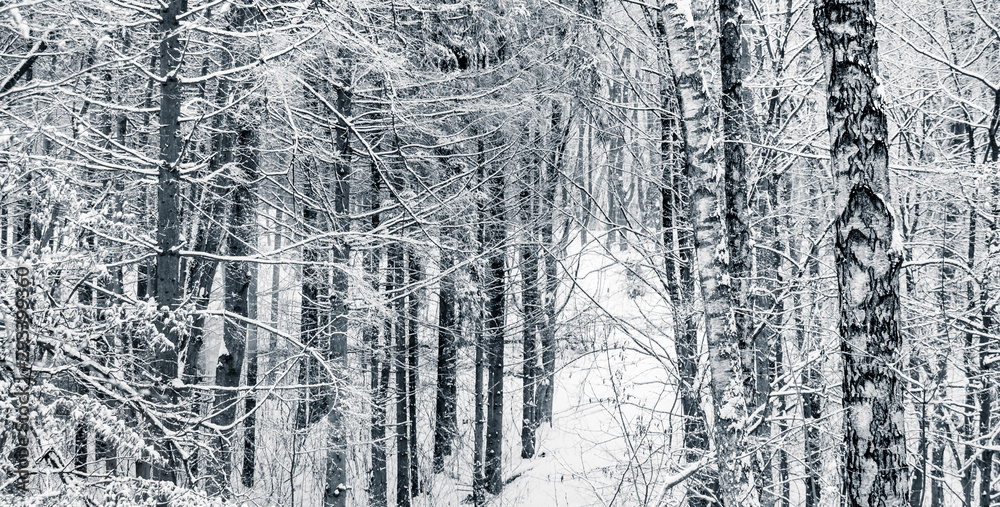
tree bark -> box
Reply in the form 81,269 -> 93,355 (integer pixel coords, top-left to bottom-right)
538,103 -> 566,423
392,241 -> 411,507
653,10 -> 717,502
814,0 -> 909,504
484,152 -> 507,496
434,244 -> 459,472
322,83 -> 352,507
212,119 -> 258,497
472,140 -> 488,506
407,250 -> 421,496
433,149 -> 462,474
369,157 -> 390,507
721,0 -> 771,502
520,149 -> 541,459
148,0 -> 187,484
659,0 -> 758,504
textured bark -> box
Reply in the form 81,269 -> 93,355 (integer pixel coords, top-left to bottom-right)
434,245 -> 459,472
295,202 -> 328,431
369,159 -> 389,507
538,103 -> 567,423
434,150 -> 462,472
323,84 -> 352,507
520,154 -> 541,459
814,0 -> 909,504
962,131 -> 977,507
407,251 -> 421,496
721,0 -> 770,503
754,174 -> 782,507
659,0 -> 758,504
212,123 -> 257,497
484,158 -> 507,496
472,142 -> 487,506
148,0 -> 187,483
654,10 -> 717,503
242,257 -> 258,489
391,243 -> 411,507
803,361 -> 823,507
211,8 -> 261,490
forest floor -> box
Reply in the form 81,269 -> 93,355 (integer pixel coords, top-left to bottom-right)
421,237 -> 684,506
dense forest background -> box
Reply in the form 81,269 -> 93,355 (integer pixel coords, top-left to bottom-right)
0,0 -> 997,505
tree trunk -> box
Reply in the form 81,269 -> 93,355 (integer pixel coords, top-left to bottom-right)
392,242 -> 411,507
210,9 -> 262,486
148,0 -> 186,484
322,84 -> 352,507
369,159 -> 389,507
520,152 -> 541,459
484,154 -> 507,496
473,141 -> 488,506
407,250 -> 421,496
721,0 -> 770,502
654,13 -> 717,502
212,122 -> 257,497
539,103 -> 566,423
930,205 -> 958,507
434,234 -> 459,473
242,257 -> 258,489
961,123 -> 978,507
659,1 -> 758,504
814,0 -> 909,504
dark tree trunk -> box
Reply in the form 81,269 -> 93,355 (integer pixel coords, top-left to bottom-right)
815,0 -> 909,504
538,103 -> 566,424
407,251 -> 421,496
212,123 -> 257,496
484,152 -> 507,496
803,361 -> 823,507
147,0 -> 187,483
472,140 -> 488,506
391,242 -> 411,507
210,15 -> 261,484
434,242 -> 459,473
322,84 -> 352,507
722,0 -> 770,502
242,257 -> 258,489
755,174 -> 782,507
520,154 -> 541,459
961,121 -> 978,507
369,159 -> 389,507
295,201 -> 328,431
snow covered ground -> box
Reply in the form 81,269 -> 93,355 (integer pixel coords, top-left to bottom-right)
419,235 -> 686,507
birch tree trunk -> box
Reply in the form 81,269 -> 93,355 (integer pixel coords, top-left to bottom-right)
814,0 -> 909,504
659,0 -> 759,504
653,8 -> 717,502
